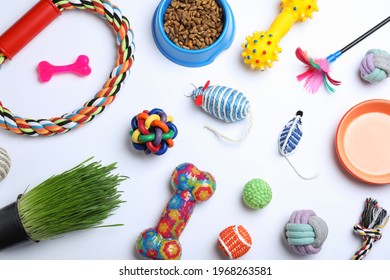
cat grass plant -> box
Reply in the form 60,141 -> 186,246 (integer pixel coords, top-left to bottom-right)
0,158 -> 127,250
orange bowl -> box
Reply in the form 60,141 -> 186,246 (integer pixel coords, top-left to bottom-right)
336,99 -> 390,184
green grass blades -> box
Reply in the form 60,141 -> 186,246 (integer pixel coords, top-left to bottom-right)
17,158 -> 127,241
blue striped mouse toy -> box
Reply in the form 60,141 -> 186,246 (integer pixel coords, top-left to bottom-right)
190,80 -> 253,142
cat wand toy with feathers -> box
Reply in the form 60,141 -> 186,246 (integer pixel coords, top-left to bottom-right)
296,16 -> 390,93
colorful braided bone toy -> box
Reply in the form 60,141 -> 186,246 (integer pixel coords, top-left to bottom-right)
242,0 -> 318,70
136,163 -> 216,260
0,0 -> 134,136
130,108 -> 178,156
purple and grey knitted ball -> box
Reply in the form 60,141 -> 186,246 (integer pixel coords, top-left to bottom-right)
360,49 -> 390,83
283,209 -> 328,255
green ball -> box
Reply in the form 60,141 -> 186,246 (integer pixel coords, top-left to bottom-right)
242,178 -> 272,209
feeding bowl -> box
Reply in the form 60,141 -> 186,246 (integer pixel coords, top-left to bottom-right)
152,0 -> 236,67
336,99 -> 390,184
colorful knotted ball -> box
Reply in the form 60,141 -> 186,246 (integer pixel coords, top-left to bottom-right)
130,108 -> 178,155
283,209 -> 328,255
242,178 -> 272,209
360,49 -> 390,83
218,225 -> 252,259
0,147 -> 11,181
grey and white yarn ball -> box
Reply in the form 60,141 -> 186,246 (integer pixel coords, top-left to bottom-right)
360,49 -> 390,83
0,147 -> 11,181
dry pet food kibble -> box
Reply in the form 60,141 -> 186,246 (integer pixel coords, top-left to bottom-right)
163,0 -> 224,50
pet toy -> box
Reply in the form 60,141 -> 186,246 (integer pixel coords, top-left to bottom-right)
136,163 -> 216,260
242,178 -> 272,209
0,0 -> 135,136
278,110 -> 317,180
37,54 -> 91,82
296,16 -> 390,93
218,225 -> 252,259
0,158 -> 126,250
130,108 -> 178,156
190,80 -> 253,142
353,198 -> 388,260
0,147 -> 11,182
360,49 -> 390,83
283,209 -> 328,255
242,0 -> 318,70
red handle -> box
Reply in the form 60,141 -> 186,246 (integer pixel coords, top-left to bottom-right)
0,0 -> 61,59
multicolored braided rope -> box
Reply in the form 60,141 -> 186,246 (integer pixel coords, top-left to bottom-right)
353,198 -> 389,260
0,0 -> 135,136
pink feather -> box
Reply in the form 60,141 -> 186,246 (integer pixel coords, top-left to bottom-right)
295,48 -> 341,93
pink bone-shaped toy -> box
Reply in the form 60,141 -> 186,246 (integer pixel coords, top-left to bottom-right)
136,162 -> 216,260
37,55 -> 91,82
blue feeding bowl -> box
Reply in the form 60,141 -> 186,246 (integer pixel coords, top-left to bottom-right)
152,0 -> 236,67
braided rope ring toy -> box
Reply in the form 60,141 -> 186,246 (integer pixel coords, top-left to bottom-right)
0,0 -> 135,136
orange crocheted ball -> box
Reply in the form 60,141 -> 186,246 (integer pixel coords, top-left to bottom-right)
218,225 -> 252,259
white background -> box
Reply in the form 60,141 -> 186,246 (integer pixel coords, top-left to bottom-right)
0,0 -> 389,261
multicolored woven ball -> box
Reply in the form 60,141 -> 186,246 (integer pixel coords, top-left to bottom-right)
283,209 -> 328,255
218,225 -> 252,259
242,178 -> 272,209
0,147 -> 11,181
130,108 -> 178,155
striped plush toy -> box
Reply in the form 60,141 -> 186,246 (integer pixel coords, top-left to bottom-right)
278,111 -> 317,180
190,80 -> 253,142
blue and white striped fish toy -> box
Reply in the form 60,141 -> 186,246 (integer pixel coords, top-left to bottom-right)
191,80 -> 253,142
278,111 -> 317,180
279,111 -> 303,156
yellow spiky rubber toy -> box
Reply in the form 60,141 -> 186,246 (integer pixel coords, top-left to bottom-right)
242,0 -> 319,70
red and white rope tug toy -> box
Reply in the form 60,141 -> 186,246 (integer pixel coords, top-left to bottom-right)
0,0 -> 135,136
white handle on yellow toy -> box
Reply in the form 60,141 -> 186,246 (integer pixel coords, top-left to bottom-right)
242,0 -> 319,70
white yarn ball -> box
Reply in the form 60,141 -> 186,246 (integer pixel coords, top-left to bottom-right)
0,147 -> 11,181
